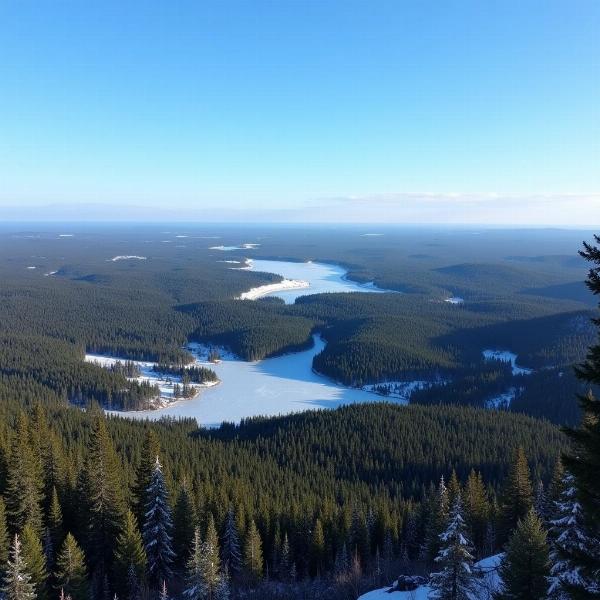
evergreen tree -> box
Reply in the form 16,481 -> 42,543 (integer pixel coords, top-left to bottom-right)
463,469 -> 489,557
202,515 -> 221,597
310,518 -> 325,576
500,447 -> 533,541
429,495 -> 476,600
142,456 -> 174,586
54,533 -> 88,600
48,488 -> 64,556
243,520 -> 263,582
279,532 -> 292,582
220,507 -> 241,577
424,476 -> 450,564
80,415 -> 126,576
0,497 -> 9,574
548,472 -> 600,599
5,414 -> 44,535
172,480 -> 196,568
159,580 -> 170,600
497,508 -> 550,600
133,431 -> 160,527
114,510 -> 146,595
20,523 -> 48,600
213,567 -> 230,600
2,534 -> 37,600
564,235 -> 600,594
183,527 -> 205,600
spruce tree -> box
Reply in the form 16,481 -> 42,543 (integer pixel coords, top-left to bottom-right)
279,532 -> 292,582
202,514 -> 221,597
80,415 -> 126,576
429,495 -> 476,600
220,507 -> 241,577
463,469 -> 490,557
500,447 -> 533,541
48,487 -> 64,555
0,497 -> 9,574
497,508 -> 550,600
172,480 -> 196,568
142,456 -> 174,586
563,235 -> 600,594
183,527 -> 205,600
243,520 -> 263,582
310,518 -> 325,576
5,414 -> 44,535
54,533 -> 88,600
425,476 -> 450,564
548,472 -> 600,598
20,522 -> 48,600
114,510 -> 146,596
2,534 -> 37,600
133,431 -> 160,526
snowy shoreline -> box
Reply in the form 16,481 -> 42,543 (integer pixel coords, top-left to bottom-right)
238,278 -> 310,300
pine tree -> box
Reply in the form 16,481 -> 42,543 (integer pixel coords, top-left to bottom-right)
221,507 -> 241,576
500,447 -> 533,541
5,414 -> 44,535
54,533 -> 88,600
21,522 -> 48,600
2,534 -> 37,600
534,480 -> 549,522
114,510 -> 146,595
334,543 -> 349,583
172,480 -> 196,568
243,520 -> 263,582
279,532 -> 291,582
0,497 -> 9,574
429,495 -> 476,600
142,456 -> 174,586
214,568 -> 230,600
548,472 -> 600,599
497,508 -> 550,600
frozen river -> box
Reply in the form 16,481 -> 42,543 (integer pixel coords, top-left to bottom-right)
114,336 -> 403,426
242,259 -> 392,303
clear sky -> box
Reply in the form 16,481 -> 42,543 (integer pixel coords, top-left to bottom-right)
0,0 -> 598,224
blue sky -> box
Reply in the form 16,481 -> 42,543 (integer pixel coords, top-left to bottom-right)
0,0 -> 598,223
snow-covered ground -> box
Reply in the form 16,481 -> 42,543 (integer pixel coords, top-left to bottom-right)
44,270 -> 58,276
486,387 -> 519,409
109,255 -> 147,262
362,380 -> 443,402
238,278 -> 310,300
85,354 -> 218,409
209,243 -> 259,251
445,296 -> 464,304
482,349 -> 533,375
358,554 -> 503,600
114,335 -> 410,426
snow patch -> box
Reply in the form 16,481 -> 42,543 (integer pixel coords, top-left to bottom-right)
238,279 -> 310,300
362,380 -> 444,402
26,266 -> 36,270
109,255 -> 147,262
482,349 -> 533,376
445,296 -> 464,304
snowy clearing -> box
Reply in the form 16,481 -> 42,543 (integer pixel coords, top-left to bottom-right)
44,270 -> 58,277
482,349 -> 533,376
26,266 -> 36,269
362,380 -> 444,401
109,255 -> 147,262
445,296 -> 464,304
358,554 -> 503,599
85,353 -> 218,409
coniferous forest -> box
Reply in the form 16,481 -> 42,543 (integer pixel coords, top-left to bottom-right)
0,226 -> 598,599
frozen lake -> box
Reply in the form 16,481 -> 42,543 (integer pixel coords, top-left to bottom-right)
243,259 -> 392,303
114,336 -> 406,426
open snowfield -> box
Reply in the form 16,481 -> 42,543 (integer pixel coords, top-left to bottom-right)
444,296 -> 464,304
238,278 -> 310,300
110,255 -> 147,262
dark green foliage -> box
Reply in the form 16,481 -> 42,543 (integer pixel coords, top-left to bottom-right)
20,523 -> 48,600
54,533 -> 89,600
500,447 -> 533,542
497,509 -> 550,600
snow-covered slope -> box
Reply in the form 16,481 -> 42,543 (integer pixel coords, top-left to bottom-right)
358,554 -> 503,600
